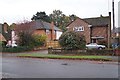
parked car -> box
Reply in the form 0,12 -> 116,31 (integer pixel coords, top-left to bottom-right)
112,43 -> 119,49
86,43 -> 106,50
6,43 -> 17,48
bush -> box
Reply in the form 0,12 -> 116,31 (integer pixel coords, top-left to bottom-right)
32,34 -> 47,47
17,32 -> 34,47
17,32 -> 47,48
2,46 -> 33,53
0,41 -> 7,47
59,31 -> 86,50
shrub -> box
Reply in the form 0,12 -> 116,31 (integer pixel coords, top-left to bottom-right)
32,34 -> 47,47
59,31 -> 86,50
0,41 -> 7,48
2,46 -> 33,53
17,32 -> 34,47
17,32 -> 47,48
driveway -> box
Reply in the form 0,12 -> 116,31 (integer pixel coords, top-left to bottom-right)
2,56 -> 118,78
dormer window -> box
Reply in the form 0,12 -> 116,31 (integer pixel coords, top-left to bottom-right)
73,26 -> 84,32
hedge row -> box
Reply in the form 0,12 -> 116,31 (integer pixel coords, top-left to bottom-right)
1,46 -> 33,53
48,49 -> 114,56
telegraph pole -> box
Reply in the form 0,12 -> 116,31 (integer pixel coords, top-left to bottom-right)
112,0 -> 115,32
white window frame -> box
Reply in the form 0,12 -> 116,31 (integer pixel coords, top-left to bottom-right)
73,26 -> 84,32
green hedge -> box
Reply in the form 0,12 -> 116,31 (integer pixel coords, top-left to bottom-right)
1,46 -> 33,53
86,49 -> 113,55
48,49 -> 113,56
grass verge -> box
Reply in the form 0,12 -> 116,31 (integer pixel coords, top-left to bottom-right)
17,53 -> 112,61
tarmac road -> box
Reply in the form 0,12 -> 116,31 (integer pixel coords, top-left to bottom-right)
2,56 -> 119,78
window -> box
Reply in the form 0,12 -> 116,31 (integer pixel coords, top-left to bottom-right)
73,26 -> 84,32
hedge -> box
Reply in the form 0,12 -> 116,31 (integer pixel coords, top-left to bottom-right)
1,46 -> 33,53
48,48 -> 114,56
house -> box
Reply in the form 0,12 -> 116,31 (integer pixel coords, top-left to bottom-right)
0,23 -> 17,47
66,12 -> 111,48
111,27 -> 120,47
113,27 -> 120,37
0,23 -> 6,42
0,23 -> 11,42
15,20 -> 62,41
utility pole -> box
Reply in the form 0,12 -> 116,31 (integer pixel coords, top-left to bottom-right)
112,0 -> 115,33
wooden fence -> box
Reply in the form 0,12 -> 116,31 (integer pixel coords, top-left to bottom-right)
46,41 -> 61,48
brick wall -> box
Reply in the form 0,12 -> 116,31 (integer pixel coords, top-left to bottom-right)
92,26 -> 108,41
33,29 -> 56,41
67,18 -> 91,44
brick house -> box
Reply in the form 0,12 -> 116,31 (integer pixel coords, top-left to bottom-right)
0,23 -> 11,42
66,13 -> 111,48
15,20 -> 62,41
66,18 -> 91,44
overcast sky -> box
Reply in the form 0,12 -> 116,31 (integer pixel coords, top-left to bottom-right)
0,0 -> 119,27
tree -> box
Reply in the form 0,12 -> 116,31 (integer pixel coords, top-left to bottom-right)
59,31 -> 86,49
17,32 -> 47,47
49,10 -> 78,32
31,12 -> 51,22
17,32 -> 34,47
49,10 -> 63,27
9,23 -> 16,30
69,14 -> 78,22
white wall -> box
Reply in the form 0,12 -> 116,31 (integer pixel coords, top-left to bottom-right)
56,31 -> 62,40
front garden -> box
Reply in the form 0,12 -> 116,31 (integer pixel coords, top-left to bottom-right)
1,31 -> 119,61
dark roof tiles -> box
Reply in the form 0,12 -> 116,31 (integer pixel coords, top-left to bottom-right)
15,20 -> 60,32
83,16 -> 110,27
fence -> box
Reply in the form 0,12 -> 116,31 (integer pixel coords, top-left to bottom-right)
46,41 -> 60,48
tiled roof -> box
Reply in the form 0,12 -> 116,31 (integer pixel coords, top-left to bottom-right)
0,23 -> 11,41
34,20 -> 61,30
15,20 -> 61,32
0,33 -> 6,41
83,16 -> 110,27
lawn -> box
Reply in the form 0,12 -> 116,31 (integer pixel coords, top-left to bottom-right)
17,53 -> 112,61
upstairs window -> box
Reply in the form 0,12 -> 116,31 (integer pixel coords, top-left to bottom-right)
73,26 -> 84,32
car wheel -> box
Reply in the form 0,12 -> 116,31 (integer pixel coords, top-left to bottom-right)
98,47 -> 103,50
86,47 -> 88,49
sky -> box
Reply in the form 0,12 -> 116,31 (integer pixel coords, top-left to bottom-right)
0,0 -> 119,27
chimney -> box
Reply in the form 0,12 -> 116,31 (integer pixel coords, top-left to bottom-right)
100,14 -> 103,17
4,23 -> 8,33
51,21 -> 54,40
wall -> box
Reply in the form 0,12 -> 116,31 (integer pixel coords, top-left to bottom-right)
91,26 -> 108,41
67,18 -> 91,44
33,29 -> 57,41
56,31 -> 62,40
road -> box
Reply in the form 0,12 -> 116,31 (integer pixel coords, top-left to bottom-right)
2,56 -> 119,78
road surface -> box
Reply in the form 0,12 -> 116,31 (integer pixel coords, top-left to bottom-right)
2,56 -> 119,78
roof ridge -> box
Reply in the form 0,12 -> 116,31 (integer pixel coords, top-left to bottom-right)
83,16 -> 109,20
